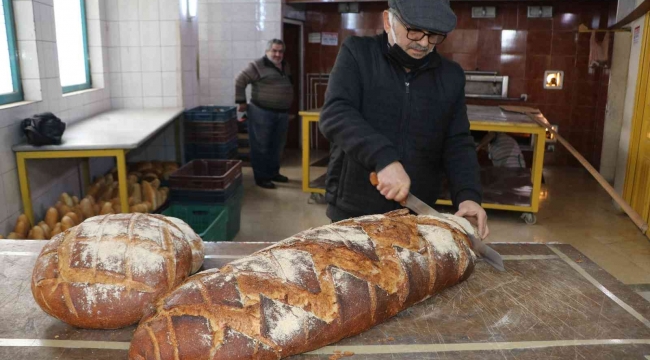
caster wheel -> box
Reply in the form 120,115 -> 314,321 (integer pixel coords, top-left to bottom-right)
308,193 -> 327,204
521,213 -> 537,225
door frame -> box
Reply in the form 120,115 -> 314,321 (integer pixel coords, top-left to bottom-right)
283,18 -> 304,112
624,13 -> 650,227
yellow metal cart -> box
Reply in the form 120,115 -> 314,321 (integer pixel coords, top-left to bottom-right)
300,105 -> 547,224
12,108 -> 183,226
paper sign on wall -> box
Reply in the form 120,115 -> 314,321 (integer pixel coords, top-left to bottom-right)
308,32 -> 321,44
633,26 -> 641,45
322,32 -> 338,46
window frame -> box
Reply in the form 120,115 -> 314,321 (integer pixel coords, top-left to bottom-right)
0,0 -> 24,105
58,0 -> 91,94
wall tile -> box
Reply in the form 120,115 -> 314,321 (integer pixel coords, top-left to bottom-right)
231,4 -> 257,23
124,97 -> 144,109
162,72 -> 178,97
108,47 -> 121,72
144,97 -> 163,108
105,0 -> 120,21
209,3 -> 233,24
122,72 -> 143,97
110,73 -> 123,97
140,21 -> 162,46
208,41 -> 233,60
233,41 -> 259,59
161,46 -> 179,72
525,55 -> 551,80
551,31 -> 577,56
159,0 -> 179,21
107,22 -> 121,47
478,30 -> 501,55
18,41 -> 39,79
118,0 -> 139,21
208,22 -> 233,41
501,30 -> 527,54
2,170 -> 20,217
141,47 -> 162,72
14,1 -> 36,41
142,72 -> 163,97
500,54 -> 526,78
0,179 -> 7,222
120,21 -> 141,47
163,96 -> 178,107
139,0 -> 160,21
120,47 -> 142,72
526,30 -> 552,55
160,21 -> 179,46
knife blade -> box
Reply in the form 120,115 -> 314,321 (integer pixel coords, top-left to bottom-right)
370,172 -> 505,272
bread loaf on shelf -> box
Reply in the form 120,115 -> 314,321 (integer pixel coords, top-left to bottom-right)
31,213 -> 196,329
129,210 -> 477,360
45,208 -> 59,230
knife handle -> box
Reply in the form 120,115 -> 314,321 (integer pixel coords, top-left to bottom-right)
370,172 -> 408,207
369,172 -> 379,186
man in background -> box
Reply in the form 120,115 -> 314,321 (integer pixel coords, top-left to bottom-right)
476,132 -> 527,168
235,39 -> 293,189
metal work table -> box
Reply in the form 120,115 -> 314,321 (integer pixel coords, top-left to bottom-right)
1,240 -> 649,359
12,108 -> 184,225
299,105 -> 547,224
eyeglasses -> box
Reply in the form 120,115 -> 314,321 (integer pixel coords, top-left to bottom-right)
392,13 -> 447,45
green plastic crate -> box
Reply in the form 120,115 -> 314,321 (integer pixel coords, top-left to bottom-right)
225,185 -> 243,240
162,203 -> 228,242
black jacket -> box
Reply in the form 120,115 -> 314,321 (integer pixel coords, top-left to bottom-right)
319,33 -> 482,221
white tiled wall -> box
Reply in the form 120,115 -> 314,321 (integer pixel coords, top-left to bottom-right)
180,4 -> 199,110
107,0 -> 190,110
197,0 -> 282,106
0,0 -> 111,236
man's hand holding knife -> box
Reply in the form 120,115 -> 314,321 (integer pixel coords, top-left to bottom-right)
375,161 -> 489,240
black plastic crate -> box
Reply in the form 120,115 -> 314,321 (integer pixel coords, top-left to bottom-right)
185,130 -> 237,144
170,159 -> 242,191
184,106 -> 236,123
170,175 -> 243,204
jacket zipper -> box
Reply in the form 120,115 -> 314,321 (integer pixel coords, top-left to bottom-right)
400,80 -> 411,157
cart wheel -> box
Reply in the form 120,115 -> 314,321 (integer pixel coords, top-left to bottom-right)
521,213 -> 537,225
308,193 -> 327,205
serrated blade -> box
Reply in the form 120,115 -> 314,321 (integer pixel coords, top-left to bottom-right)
403,194 -> 505,272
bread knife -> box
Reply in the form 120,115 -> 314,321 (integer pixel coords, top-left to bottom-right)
369,172 -> 505,272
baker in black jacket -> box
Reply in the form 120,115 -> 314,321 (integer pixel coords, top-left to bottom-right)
319,0 -> 489,239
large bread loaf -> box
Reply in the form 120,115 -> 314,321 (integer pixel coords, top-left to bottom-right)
129,210 -> 477,359
31,213 -> 196,329
150,214 -> 205,273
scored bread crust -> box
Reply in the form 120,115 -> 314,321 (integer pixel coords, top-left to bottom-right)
150,214 -> 205,274
129,210 -> 477,359
31,213 -> 194,329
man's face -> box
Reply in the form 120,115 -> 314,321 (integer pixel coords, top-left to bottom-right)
383,10 -> 437,59
266,44 -> 284,66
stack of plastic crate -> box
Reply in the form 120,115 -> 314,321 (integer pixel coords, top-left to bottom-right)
183,106 -> 238,162
163,159 -> 243,241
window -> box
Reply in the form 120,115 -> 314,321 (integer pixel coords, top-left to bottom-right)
0,0 -> 23,105
53,0 -> 90,93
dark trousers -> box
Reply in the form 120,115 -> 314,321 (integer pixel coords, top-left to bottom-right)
247,103 -> 289,182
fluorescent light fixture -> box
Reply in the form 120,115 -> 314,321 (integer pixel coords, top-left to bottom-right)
187,0 -> 197,19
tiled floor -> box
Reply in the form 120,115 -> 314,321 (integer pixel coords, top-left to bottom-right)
234,150 -> 650,287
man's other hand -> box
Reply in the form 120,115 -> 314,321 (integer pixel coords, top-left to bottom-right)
455,200 -> 489,239
376,162 -> 411,203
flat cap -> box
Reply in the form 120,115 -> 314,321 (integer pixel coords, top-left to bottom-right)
388,0 -> 457,34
